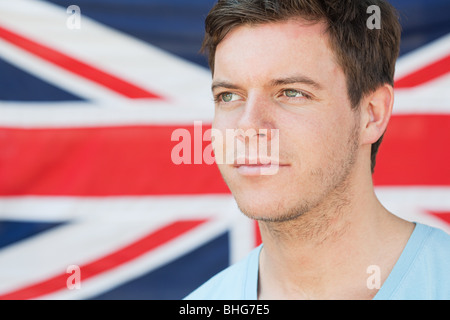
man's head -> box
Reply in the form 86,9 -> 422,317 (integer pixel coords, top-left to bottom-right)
204,0 -> 401,221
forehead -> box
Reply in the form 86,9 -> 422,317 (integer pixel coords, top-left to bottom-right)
213,19 -> 342,87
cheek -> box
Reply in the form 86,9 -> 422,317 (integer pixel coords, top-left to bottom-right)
281,112 -> 349,169
212,109 -> 240,132
212,115 -> 242,168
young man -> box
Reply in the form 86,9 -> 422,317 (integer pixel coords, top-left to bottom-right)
186,0 -> 450,300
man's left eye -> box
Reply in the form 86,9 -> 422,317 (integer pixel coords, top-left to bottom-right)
283,89 -> 305,98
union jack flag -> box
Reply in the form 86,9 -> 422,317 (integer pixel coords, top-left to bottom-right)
0,0 -> 449,300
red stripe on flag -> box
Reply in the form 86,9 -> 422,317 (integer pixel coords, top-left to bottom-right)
0,219 -> 207,300
0,124 -> 229,195
0,25 -> 163,100
373,114 -> 450,186
395,54 -> 450,88
427,211 -> 450,227
254,221 -> 262,247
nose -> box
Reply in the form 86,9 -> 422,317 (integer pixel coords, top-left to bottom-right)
236,92 -> 276,142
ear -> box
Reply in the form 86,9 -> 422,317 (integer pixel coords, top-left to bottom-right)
360,84 -> 394,145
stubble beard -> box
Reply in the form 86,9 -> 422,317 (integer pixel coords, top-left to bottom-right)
234,117 -> 361,238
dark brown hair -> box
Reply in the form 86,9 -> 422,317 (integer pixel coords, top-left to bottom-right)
202,0 -> 401,173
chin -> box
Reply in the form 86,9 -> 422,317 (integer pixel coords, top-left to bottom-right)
236,201 -> 307,223
219,166 -> 296,219
232,188 -> 309,223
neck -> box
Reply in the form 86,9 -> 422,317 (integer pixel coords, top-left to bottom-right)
257,169 -> 413,300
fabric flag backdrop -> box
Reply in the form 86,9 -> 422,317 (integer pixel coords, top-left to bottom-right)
0,0 -> 449,300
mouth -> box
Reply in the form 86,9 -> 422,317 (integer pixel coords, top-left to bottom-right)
232,158 -> 289,176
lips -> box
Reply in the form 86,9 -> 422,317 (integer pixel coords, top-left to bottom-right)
233,157 -> 279,166
232,158 -> 288,176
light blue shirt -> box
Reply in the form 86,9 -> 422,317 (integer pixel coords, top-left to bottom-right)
185,223 -> 450,300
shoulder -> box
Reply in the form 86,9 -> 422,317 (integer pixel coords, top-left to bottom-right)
392,223 -> 450,299
417,223 -> 450,267
184,245 -> 262,300
416,223 -> 450,258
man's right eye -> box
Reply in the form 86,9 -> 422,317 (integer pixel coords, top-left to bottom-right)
218,92 -> 241,103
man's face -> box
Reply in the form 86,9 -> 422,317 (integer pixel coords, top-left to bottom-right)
212,19 -> 361,222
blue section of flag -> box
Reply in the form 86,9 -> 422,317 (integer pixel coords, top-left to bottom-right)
0,58 -> 85,102
0,220 -> 65,249
90,232 -> 229,300
391,0 -> 450,55
44,0 -> 216,68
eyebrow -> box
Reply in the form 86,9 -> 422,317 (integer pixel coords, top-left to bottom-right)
270,75 -> 323,90
211,81 -> 241,92
211,75 -> 323,92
